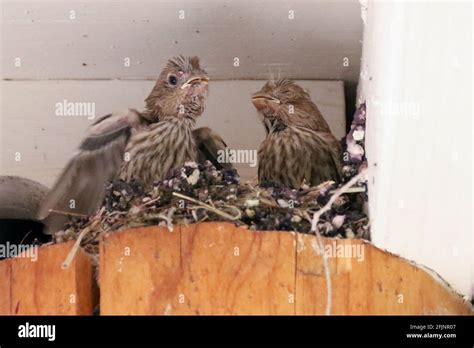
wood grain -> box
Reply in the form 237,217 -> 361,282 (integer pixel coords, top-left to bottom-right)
9,241 -> 94,315
100,223 -> 296,315
0,258 -> 12,314
100,225 -> 181,315
1,223 -> 470,315
296,235 -> 471,315
176,223 -> 295,315
100,223 -> 472,315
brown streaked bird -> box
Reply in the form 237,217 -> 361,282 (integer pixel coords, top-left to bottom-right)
251,79 -> 342,188
38,56 -> 231,233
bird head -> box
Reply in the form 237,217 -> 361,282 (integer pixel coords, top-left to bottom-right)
251,79 -> 330,132
145,56 -> 209,120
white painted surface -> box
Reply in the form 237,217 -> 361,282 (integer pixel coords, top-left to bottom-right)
360,1 -> 473,298
0,0 -> 357,186
0,0 -> 362,81
0,79 -> 345,186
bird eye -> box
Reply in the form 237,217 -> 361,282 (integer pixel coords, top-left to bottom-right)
168,75 -> 178,86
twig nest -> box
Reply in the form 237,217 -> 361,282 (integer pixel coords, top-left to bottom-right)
347,140 -> 365,161
352,126 -> 365,141
245,199 -> 260,208
245,209 -> 255,218
345,228 -> 355,239
277,199 -> 290,208
342,102 -> 368,179
291,215 -> 302,223
332,214 -> 345,229
55,137 -> 370,254
185,169 -> 200,185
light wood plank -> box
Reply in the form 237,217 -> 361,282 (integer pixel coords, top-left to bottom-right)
1,223 -> 470,315
176,223 -> 295,315
296,235 -> 472,315
10,241 -> 94,315
0,258 -> 12,314
100,223 -> 296,315
101,223 -> 472,315
100,225 -> 182,315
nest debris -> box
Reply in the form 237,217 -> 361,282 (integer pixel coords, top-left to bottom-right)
54,103 -> 370,257
54,162 -> 368,256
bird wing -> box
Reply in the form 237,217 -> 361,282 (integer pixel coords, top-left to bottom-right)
38,109 -> 143,234
310,131 -> 343,185
193,127 -> 234,170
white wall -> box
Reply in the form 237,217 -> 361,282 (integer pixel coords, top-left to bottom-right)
0,0 -> 363,185
1,0 -> 362,81
360,0 -> 473,298
0,0 -> 360,185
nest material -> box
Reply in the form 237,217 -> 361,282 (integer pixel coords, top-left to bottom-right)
54,103 -> 370,257
54,162 -> 367,256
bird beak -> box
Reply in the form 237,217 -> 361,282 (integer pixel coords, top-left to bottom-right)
181,76 -> 210,89
251,93 -> 280,110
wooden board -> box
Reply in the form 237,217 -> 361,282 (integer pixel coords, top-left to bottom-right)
100,223 -> 295,315
0,241 -> 95,315
0,258 -> 12,314
296,236 -> 472,315
1,1 -> 362,81
100,223 -> 473,315
99,225 -> 182,315
177,224 -> 295,315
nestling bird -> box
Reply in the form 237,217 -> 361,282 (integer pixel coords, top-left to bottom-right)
251,79 -> 342,188
38,56 -> 231,233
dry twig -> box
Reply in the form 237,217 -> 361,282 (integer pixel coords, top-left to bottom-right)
310,167 -> 368,315
172,192 -> 241,221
